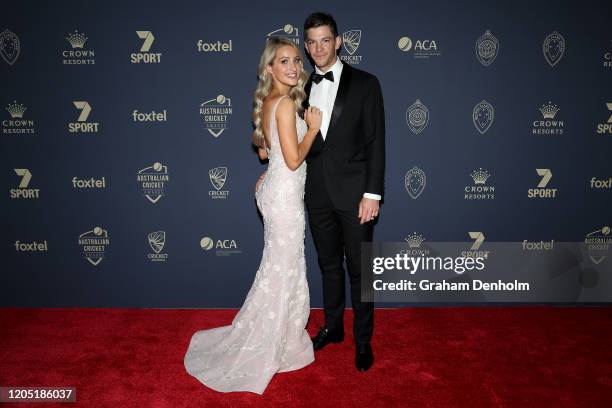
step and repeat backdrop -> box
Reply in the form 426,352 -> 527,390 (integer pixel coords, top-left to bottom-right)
1,0 -> 610,307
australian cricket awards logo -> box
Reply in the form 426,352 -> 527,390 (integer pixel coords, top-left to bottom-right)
131,31 -> 161,63
475,30 -> 499,66
473,100 -> 494,134
604,40 -> 611,68
533,101 -> 564,135
68,101 -> 100,133
464,168 -> 495,200
543,31 -> 565,67
209,166 -> 229,199
596,103 -> 612,135
585,226 -> 611,264
10,168 -> 40,199
3,100 -> 35,134
200,235 -> 241,256
0,29 -> 20,65
403,232 -> 430,256
267,24 -> 299,45
147,231 -> 168,262
340,29 -> 362,65
406,99 -> 429,134
63,30 -> 95,65
528,168 -> 557,199
137,162 -> 169,203
200,95 -> 232,138
78,226 -> 110,266
405,166 -> 426,199
462,231 -> 490,260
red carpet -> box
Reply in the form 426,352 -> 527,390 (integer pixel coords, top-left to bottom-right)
1,307 -> 611,407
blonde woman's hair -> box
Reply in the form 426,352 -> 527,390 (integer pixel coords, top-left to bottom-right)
252,38 -> 309,149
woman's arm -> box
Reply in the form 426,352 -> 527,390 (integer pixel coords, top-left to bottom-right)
276,98 -> 321,171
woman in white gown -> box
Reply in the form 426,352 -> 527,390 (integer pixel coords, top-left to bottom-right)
184,38 -> 322,395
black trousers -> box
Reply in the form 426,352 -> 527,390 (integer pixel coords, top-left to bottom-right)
307,189 -> 374,345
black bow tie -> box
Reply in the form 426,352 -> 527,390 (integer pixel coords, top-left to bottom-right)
312,71 -> 334,84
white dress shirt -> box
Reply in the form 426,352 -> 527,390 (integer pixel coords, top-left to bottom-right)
309,57 -> 381,201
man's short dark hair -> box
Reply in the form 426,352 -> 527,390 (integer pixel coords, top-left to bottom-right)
304,12 -> 339,40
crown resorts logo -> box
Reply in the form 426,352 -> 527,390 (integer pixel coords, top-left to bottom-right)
462,231 -> 490,259
78,227 -> 110,266
475,30 -> 499,66
595,103 -> 612,134
147,231 -> 168,262
3,100 -> 35,134
196,39 -> 232,52
208,166 -> 229,199
533,101 -> 564,135
132,109 -> 167,122
63,30 -> 95,65
14,240 -> 48,252
590,176 -> 611,190
403,232 -> 430,256
528,168 -> 557,198
200,95 -> 232,137
604,40 -> 611,68
137,162 -> 169,203
10,168 -> 39,199
0,29 -> 20,65
267,24 -> 299,45
131,31 -> 161,63
405,166 -> 426,199
464,168 -> 495,200
397,36 -> 440,59
543,31 -> 565,67
200,235 -> 241,256
473,100 -> 494,134
585,226 -> 611,264
68,101 -> 100,133
406,99 -> 429,134
340,29 -> 362,65
72,176 -> 106,189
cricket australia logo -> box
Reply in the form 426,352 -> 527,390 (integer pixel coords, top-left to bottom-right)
209,166 -> 229,199
340,30 -> 363,65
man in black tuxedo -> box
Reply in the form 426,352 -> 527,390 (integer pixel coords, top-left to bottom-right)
302,12 -> 385,372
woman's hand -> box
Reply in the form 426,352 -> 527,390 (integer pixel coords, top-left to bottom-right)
255,171 -> 267,193
258,147 -> 268,160
304,106 -> 322,131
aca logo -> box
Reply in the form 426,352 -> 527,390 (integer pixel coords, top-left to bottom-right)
78,226 -> 110,266
340,29 -> 362,65
527,168 -> 557,198
267,24 -> 300,45
208,166 -> 229,199
3,100 -> 35,134
464,168 -> 495,200
147,231 -> 168,262
200,235 -> 241,256
595,103 -> 612,134
200,95 -> 232,138
462,232 -> 490,259
68,101 -> 100,133
137,162 -> 169,203
131,31 -> 162,63
10,168 -> 39,199
397,36 -> 440,59
533,101 -> 564,135
0,29 -> 20,65
63,30 -> 95,65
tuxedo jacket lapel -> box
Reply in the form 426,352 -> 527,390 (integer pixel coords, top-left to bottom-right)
326,61 -> 352,142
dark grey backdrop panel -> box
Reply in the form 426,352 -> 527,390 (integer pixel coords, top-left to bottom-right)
1,0 -> 610,307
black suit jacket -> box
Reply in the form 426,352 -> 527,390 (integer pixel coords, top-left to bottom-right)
303,61 -> 385,210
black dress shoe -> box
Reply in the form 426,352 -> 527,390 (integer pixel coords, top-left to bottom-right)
311,327 -> 344,351
355,343 -> 373,371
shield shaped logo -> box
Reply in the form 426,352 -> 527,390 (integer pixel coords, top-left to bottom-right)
0,29 -> 20,65
475,30 -> 499,66
200,95 -> 231,138
148,231 -> 166,253
406,99 -> 429,134
473,100 -> 494,134
209,167 -> 227,190
543,31 -> 565,67
342,30 -> 361,55
404,166 -> 426,199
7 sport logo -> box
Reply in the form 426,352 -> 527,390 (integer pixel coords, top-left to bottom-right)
131,31 -> 162,63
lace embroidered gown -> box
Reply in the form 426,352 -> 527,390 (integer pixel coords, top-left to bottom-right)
184,96 -> 314,394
